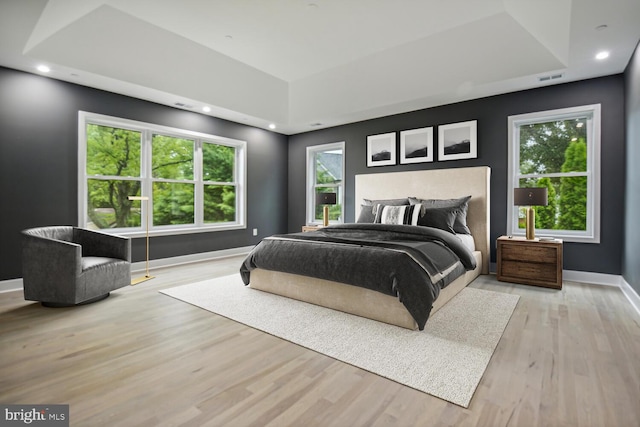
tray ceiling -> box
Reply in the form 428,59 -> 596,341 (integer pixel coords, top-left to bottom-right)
1,0 -> 639,134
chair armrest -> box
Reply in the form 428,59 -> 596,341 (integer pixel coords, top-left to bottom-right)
73,228 -> 131,261
22,233 -> 82,283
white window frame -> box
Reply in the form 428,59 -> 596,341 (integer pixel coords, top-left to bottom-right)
306,142 -> 345,225
507,104 -> 601,243
78,111 -> 246,237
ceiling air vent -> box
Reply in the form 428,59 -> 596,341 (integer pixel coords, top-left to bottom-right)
309,122 -> 323,127
538,73 -> 564,82
174,102 -> 194,109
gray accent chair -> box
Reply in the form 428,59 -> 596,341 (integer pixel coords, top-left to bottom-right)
22,226 -> 131,306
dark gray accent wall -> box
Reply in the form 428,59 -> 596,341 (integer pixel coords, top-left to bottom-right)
0,66 -> 288,281
289,76 -> 625,274
624,41 -> 640,294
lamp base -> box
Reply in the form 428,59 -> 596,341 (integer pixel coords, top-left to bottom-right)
131,275 -> 155,285
525,207 -> 536,240
323,205 -> 329,227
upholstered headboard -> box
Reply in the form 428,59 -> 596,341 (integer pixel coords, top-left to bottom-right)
354,166 -> 491,274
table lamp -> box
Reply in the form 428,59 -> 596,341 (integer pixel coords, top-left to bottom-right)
514,187 -> 548,240
316,192 -> 337,227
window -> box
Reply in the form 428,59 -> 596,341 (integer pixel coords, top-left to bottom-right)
507,104 -> 601,243
79,112 -> 246,236
307,142 -> 344,224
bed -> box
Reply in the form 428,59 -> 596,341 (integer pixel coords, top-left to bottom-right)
241,166 -> 490,330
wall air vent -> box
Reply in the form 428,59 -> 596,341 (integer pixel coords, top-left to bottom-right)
538,73 -> 564,82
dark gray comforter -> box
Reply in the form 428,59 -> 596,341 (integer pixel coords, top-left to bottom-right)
240,223 -> 476,330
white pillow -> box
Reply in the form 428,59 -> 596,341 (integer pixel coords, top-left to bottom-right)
374,204 -> 422,226
456,233 -> 476,252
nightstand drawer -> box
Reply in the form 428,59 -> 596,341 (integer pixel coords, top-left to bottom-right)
500,260 -> 558,283
500,244 -> 557,263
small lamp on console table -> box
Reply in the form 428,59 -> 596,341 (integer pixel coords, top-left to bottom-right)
316,192 -> 337,227
514,187 -> 548,240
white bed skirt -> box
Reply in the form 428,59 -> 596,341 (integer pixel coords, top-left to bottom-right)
249,251 -> 482,330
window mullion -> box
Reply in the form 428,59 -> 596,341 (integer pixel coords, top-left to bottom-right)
194,140 -> 203,227
519,171 -> 589,179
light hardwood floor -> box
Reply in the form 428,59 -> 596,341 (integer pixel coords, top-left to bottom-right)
1,256 -> 639,427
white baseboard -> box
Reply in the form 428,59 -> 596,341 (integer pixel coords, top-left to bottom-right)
3,255 -> 640,319
0,278 -> 23,294
620,277 -> 640,318
563,270 -> 640,318
563,270 -> 622,287
130,245 -> 253,274
0,246 -> 254,294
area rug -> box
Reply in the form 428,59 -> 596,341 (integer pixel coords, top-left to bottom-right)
160,274 -> 519,407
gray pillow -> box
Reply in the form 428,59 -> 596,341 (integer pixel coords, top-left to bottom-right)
358,198 -> 410,223
356,204 -> 376,223
362,197 -> 409,206
417,206 -> 457,234
409,196 -> 471,234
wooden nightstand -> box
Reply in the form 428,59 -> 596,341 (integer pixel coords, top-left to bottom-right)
496,236 -> 563,289
302,225 -> 322,232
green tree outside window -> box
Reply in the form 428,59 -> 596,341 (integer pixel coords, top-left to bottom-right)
517,119 -> 588,232
85,123 -> 239,230
86,124 -> 141,228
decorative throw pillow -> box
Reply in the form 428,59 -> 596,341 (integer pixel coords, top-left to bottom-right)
356,204 -> 376,223
374,204 -> 422,226
417,206 -> 457,234
409,196 -> 472,234
358,198 -> 410,223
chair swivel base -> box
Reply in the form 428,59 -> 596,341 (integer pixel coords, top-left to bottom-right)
41,293 -> 110,307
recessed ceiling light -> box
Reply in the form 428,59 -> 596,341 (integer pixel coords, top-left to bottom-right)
37,65 -> 50,73
268,124 -> 276,130
595,51 -> 609,60
202,106 -> 211,113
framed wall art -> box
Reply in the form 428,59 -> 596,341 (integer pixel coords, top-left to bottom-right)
438,120 -> 477,161
400,127 -> 433,164
367,132 -> 396,167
